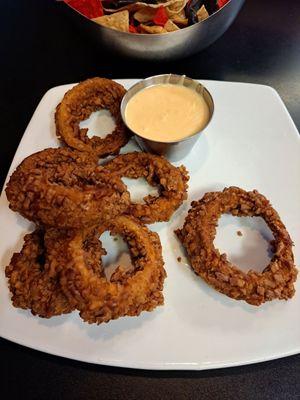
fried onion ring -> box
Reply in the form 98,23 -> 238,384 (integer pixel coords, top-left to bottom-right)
104,152 -> 189,224
60,215 -> 166,324
55,78 -> 130,157
5,228 -> 105,318
176,187 -> 298,306
6,148 -> 130,228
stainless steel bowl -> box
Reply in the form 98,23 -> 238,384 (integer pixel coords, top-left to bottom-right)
63,0 -> 245,60
120,74 -> 214,161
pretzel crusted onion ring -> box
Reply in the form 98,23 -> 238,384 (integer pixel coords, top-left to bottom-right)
6,148 -> 130,228
176,187 -> 298,306
104,152 -> 189,224
60,215 -> 166,324
5,228 -> 105,318
55,78 -> 130,157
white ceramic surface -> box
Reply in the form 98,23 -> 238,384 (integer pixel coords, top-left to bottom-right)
0,80 -> 299,370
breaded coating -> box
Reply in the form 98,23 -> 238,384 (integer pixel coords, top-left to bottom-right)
6,148 -> 130,228
5,228 -> 105,318
176,187 -> 298,306
55,78 -> 130,157
60,215 -> 167,324
104,152 -> 189,224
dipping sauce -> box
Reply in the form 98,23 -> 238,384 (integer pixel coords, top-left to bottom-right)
125,84 -> 210,142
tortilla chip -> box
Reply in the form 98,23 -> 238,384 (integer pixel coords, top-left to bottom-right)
164,19 -> 180,32
104,0 -> 182,13
140,24 -> 167,34
166,0 -> 188,17
197,5 -> 209,21
134,7 -> 156,23
167,4 -> 184,17
93,10 -> 129,32
171,14 -> 188,26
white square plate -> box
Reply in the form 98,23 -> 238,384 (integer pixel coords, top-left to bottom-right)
0,80 -> 299,370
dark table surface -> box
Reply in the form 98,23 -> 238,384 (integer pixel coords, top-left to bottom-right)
1,0 -> 299,398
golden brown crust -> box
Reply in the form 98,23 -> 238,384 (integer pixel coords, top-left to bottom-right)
60,215 -> 167,324
176,187 -> 298,306
104,152 -> 189,224
5,228 -> 105,318
5,148 -> 130,228
55,78 -> 130,157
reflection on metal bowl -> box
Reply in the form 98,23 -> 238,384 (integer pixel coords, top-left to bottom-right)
63,0 -> 245,61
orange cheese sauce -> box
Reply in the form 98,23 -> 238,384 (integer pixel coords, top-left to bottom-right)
125,84 -> 210,142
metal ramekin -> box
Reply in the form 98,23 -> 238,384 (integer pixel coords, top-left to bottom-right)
120,74 -> 214,161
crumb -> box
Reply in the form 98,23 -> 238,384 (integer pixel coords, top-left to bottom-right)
177,257 -> 182,262
237,230 -> 243,237
113,237 -> 118,241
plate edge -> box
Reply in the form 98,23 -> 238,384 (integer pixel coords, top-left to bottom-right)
0,332 -> 299,371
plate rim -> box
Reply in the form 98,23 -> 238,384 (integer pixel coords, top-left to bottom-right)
1,79 -> 299,370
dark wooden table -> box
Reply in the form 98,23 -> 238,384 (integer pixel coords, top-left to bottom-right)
1,1 -> 299,398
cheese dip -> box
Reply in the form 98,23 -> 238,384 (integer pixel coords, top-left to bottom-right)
125,84 -> 210,142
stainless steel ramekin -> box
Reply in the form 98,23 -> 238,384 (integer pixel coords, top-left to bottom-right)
120,74 -> 214,161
